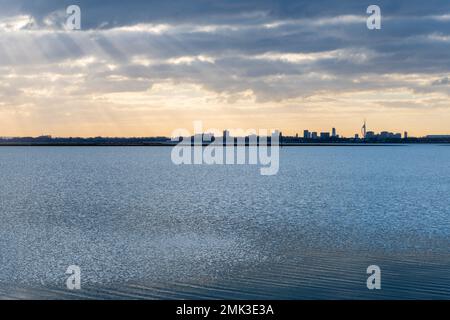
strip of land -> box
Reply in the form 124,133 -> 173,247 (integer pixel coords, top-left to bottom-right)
0,136 -> 448,147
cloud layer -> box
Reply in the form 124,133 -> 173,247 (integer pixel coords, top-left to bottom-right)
0,0 -> 449,136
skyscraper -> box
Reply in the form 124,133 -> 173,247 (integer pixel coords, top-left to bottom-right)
303,130 -> 310,139
332,128 -> 336,137
223,130 -> 231,145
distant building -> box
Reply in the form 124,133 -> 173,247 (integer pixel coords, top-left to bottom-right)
366,131 -> 375,139
203,132 -> 214,142
193,134 -> 203,144
332,128 -> 336,137
378,131 -> 401,139
320,132 -> 330,139
222,130 -> 231,144
355,134 -> 359,139
404,131 -> 408,139
274,130 -> 282,144
248,134 -> 258,144
311,132 -> 318,139
380,131 -> 390,138
303,130 -> 310,139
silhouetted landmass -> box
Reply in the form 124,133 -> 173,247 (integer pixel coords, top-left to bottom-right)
0,135 -> 449,146
0,136 -> 174,146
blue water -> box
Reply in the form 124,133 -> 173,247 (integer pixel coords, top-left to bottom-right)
0,145 -> 449,299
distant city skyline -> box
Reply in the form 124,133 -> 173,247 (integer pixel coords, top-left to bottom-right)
2,123 -> 449,140
0,116 -> 447,139
2,117 -> 448,139
0,1 -> 450,137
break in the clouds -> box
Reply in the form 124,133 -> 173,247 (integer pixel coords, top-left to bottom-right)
0,0 -> 450,136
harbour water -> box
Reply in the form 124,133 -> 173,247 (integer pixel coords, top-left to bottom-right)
0,145 -> 449,299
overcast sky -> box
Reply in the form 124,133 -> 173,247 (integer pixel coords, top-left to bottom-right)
0,0 -> 449,136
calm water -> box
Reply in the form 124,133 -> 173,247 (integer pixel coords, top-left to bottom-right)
0,145 -> 449,300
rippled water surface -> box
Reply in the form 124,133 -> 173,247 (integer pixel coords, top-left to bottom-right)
0,146 -> 449,299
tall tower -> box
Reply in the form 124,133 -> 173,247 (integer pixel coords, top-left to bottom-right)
362,120 -> 367,139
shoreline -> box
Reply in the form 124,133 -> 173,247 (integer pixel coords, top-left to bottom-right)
0,143 -> 446,147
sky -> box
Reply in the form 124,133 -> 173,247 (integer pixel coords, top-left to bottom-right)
0,0 -> 449,137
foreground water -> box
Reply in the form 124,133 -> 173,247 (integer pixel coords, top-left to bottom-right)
0,145 -> 449,299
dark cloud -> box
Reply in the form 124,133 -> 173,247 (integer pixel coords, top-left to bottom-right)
1,0 -> 450,28
0,0 -> 449,107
